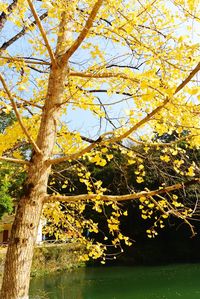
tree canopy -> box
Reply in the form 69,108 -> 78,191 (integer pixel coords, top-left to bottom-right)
0,0 -> 200,298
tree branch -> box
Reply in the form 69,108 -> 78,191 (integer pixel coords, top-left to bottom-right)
0,12 -> 48,53
62,0 -> 104,62
0,156 -> 30,165
27,0 -> 56,67
106,64 -> 140,70
69,70 -> 139,83
128,134 -> 195,147
108,60 -> 200,142
47,137 -> 103,165
0,55 -> 50,65
49,61 -> 200,164
0,0 -> 18,32
0,73 -> 41,155
70,59 -> 200,92
79,87 -> 133,97
45,178 -> 200,202
16,97 -> 42,109
111,97 -> 170,142
175,61 -> 200,94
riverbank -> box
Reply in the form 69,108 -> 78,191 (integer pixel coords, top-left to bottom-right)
0,241 -> 85,282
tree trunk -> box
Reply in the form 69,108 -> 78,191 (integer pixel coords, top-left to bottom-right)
0,164 -> 46,299
0,59 -> 69,298
0,9 -> 70,296
0,144 -> 51,298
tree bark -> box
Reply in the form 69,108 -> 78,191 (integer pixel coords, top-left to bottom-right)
0,163 -> 47,299
0,59 -> 69,299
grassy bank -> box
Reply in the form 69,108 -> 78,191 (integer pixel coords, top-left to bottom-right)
32,242 -> 85,276
0,242 -> 85,281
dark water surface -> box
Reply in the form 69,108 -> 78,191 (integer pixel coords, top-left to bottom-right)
30,264 -> 200,299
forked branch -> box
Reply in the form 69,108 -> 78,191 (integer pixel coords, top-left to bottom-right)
62,0 -> 104,62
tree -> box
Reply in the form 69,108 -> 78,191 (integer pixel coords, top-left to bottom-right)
0,0 -> 199,298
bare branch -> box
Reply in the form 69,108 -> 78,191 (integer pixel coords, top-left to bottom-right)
48,96 -> 168,165
79,87 -> 133,97
62,0 -> 104,62
27,0 -> 56,67
45,178 -> 200,202
0,156 -> 30,165
0,73 -> 41,155
96,96 -> 117,128
0,12 -> 48,53
106,64 -> 140,70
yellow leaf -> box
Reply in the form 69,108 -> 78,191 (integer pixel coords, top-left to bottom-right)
160,155 -> 170,162
136,177 -> 144,183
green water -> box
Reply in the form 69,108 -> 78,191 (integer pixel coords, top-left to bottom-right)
30,264 -> 200,299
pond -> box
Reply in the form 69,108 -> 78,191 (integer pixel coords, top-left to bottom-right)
30,264 -> 200,299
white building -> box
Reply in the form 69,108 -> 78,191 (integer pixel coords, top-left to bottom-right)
0,214 -> 45,244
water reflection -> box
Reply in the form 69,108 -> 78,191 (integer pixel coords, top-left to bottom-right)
30,264 -> 200,299
30,268 -> 86,299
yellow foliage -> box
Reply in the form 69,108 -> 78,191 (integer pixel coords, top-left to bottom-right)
0,0 -> 199,264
